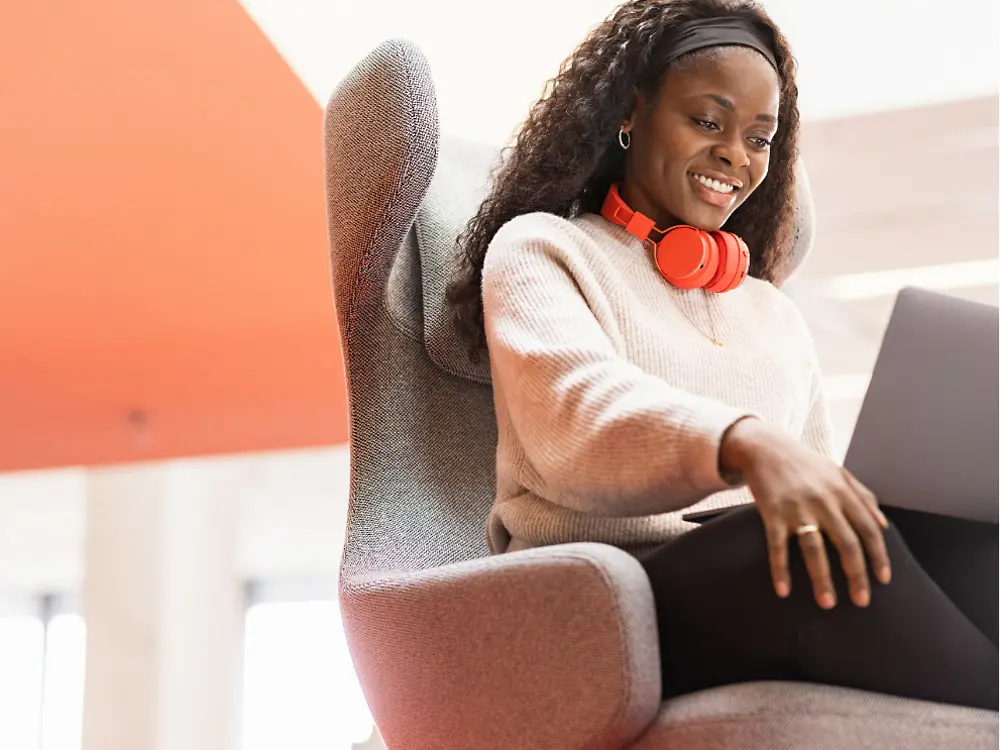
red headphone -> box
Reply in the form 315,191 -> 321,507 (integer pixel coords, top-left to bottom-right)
600,183 -> 750,293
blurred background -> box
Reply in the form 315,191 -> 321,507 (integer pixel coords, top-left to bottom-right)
1,1 -> 996,748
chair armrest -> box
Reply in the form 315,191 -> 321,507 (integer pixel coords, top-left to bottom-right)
340,542 -> 661,750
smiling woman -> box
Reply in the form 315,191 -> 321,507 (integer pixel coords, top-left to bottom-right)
619,44 -> 780,232
445,0 -> 998,714
447,0 -> 801,358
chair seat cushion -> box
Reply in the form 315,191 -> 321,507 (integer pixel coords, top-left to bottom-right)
630,681 -> 998,749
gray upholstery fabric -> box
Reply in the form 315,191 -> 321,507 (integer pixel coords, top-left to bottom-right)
415,137 -> 496,383
327,38 -> 998,750
326,39 -> 660,749
326,40 -> 495,578
632,682 -> 999,749
342,543 -> 662,749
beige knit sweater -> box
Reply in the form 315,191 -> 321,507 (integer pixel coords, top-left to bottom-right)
481,211 -> 835,555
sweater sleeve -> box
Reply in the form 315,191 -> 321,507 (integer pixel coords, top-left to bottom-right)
482,223 -> 755,517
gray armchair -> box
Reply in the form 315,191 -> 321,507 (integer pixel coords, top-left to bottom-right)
325,39 -> 998,749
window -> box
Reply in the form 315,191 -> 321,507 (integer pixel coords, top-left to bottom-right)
241,583 -> 376,750
0,614 -> 45,750
0,587 -> 377,750
40,615 -> 86,750
0,597 -> 86,750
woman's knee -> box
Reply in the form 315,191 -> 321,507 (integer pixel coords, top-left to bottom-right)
879,521 -> 918,569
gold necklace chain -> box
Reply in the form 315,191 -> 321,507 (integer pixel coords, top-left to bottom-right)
669,289 -> 724,347
640,237 -> 725,347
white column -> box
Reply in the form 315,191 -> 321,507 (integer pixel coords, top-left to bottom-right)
81,460 -> 244,750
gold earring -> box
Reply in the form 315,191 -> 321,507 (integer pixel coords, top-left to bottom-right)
618,126 -> 631,150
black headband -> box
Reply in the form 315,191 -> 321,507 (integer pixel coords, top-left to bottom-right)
661,16 -> 778,71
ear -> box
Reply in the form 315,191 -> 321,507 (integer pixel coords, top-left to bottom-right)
623,87 -> 648,133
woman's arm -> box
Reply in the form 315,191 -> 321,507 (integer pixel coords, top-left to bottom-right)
482,224 -> 753,517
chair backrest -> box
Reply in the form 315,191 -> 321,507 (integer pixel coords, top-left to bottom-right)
325,39 -> 817,580
326,40 -> 500,581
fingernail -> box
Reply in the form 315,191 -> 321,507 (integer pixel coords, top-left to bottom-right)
878,512 -> 889,529
878,566 -> 892,584
776,581 -> 789,598
819,593 -> 836,609
854,589 -> 870,607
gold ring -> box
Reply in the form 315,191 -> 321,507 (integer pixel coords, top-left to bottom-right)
796,523 -> 820,536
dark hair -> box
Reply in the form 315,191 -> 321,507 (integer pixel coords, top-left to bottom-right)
447,0 -> 800,361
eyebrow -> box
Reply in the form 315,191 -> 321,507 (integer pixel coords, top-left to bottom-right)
701,93 -> 778,124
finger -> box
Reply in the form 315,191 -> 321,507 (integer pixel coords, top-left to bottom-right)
841,496 -> 892,586
844,470 -> 888,529
764,520 -> 791,598
796,521 -> 836,609
819,501 -> 871,608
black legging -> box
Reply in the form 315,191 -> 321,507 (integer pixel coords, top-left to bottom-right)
638,504 -> 999,710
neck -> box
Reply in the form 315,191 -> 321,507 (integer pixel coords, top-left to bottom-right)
618,179 -> 678,232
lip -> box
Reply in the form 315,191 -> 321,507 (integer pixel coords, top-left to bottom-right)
688,172 -> 739,208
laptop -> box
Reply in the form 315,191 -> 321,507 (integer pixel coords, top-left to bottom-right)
683,286 -> 999,525
842,286 -> 998,524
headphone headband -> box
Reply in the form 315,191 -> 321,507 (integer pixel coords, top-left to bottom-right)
601,183 -> 666,249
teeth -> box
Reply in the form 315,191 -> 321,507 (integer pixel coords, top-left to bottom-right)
692,173 -> 735,194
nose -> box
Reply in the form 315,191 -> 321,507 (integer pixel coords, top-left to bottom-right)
711,138 -> 750,170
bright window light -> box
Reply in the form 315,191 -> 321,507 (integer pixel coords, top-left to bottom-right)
0,616 -> 45,750
242,601 -> 374,750
821,260 -> 999,300
823,373 -> 871,401
40,615 -> 86,750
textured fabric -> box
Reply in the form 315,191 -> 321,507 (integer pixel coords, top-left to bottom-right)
483,211 -> 834,553
631,682 -> 999,749
327,37 -> 996,750
326,39 -> 661,749
325,40 -> 497,580
343,543 -> 661,750
415,137 -> 496,382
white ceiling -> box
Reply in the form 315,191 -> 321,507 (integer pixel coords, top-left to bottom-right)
239,0 -> 999,144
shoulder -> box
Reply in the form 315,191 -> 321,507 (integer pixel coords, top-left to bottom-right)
739,277 -> 821,370
483,212 -> 613,282
740,276 -> 810,326
490,211 -> 578,245
486,212 -> 594,261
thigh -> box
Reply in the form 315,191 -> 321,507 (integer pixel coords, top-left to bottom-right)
882,506 -> 998,646
639,505 -> 805,697
641,505 -> 999,709
795,521 -> 998,710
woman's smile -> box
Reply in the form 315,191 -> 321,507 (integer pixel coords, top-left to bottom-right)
688,170 -> 741,208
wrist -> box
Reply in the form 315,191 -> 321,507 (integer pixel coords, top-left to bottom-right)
719,416 -> 776,476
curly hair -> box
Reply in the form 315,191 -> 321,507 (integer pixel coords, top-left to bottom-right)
447,0 -> 800,361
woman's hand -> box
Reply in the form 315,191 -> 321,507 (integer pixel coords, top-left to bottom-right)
720,417 -> 892,609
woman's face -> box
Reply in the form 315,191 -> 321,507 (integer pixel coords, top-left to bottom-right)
621,46 -> 780,232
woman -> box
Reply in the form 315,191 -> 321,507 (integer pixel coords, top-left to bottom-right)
447,0 -> 998,710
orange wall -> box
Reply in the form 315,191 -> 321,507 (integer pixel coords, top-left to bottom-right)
0,0 -> 348,470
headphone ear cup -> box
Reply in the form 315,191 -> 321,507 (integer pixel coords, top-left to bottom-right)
705,231 -> 750,292
654,226 -> 718,289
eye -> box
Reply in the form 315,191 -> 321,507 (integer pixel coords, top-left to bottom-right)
691,117 -> 719,131
748,136 -> 772,149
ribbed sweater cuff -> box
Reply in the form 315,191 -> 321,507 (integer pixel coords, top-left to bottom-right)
681,404 -> 757,495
